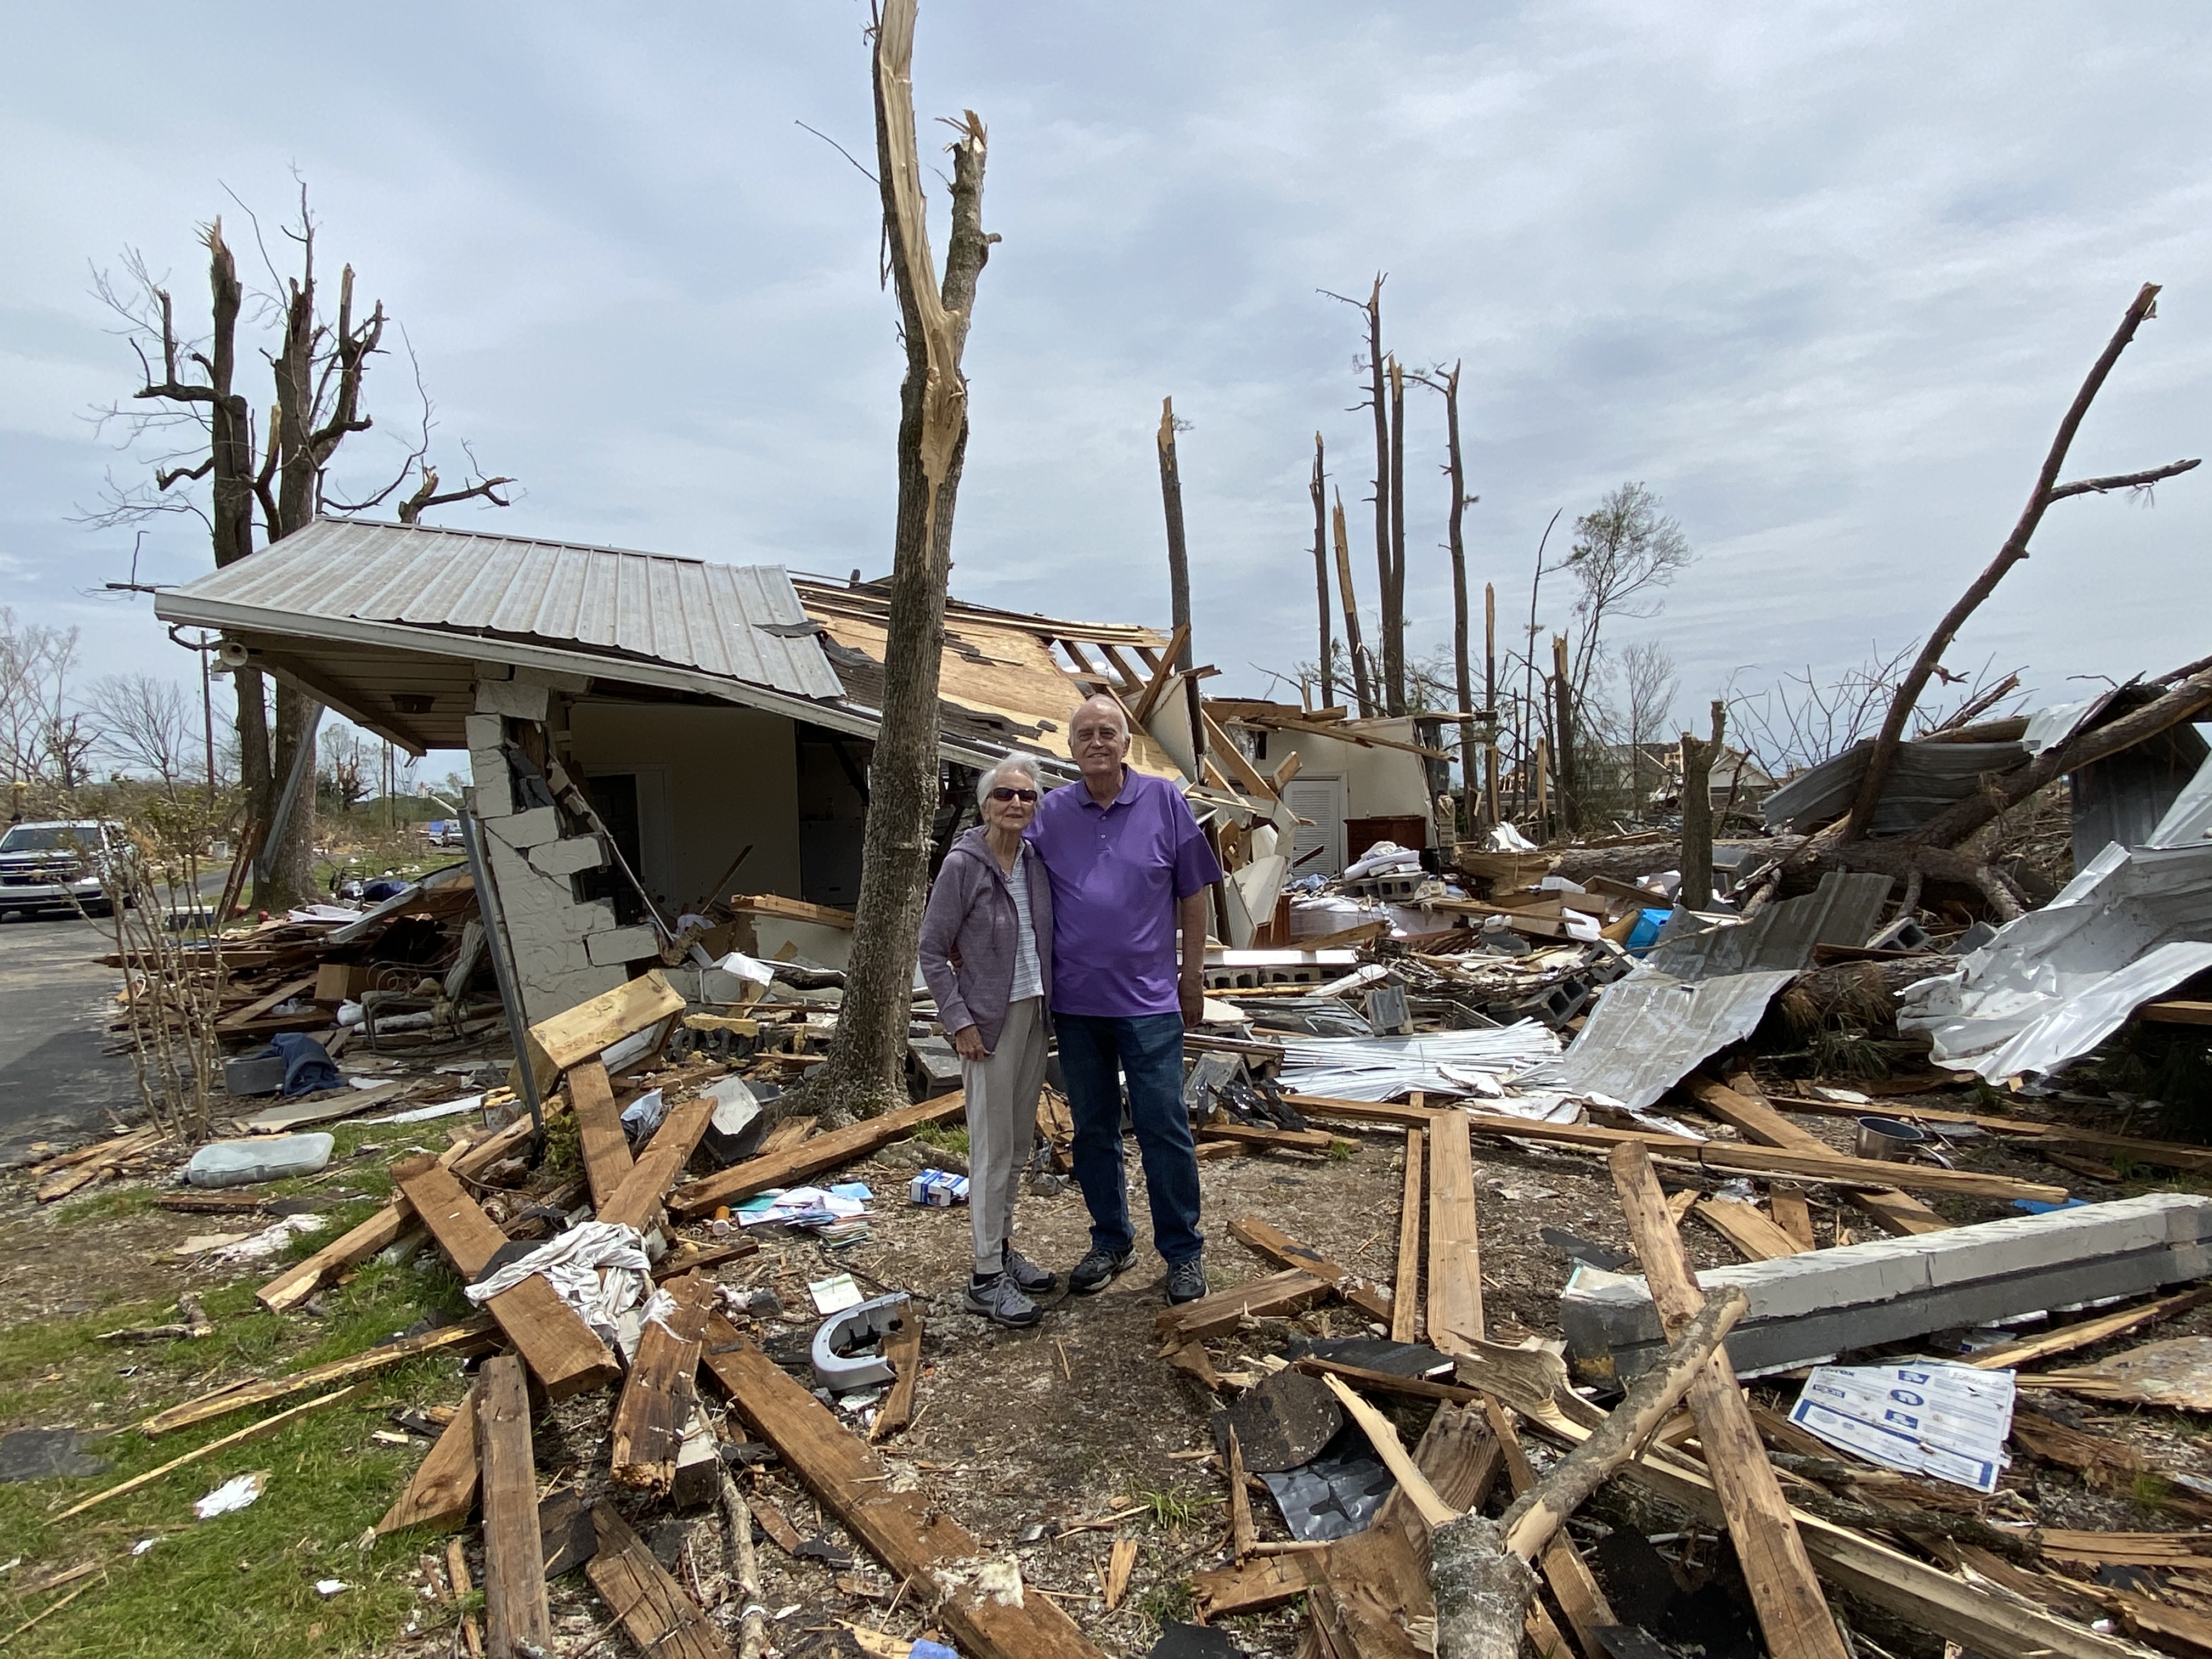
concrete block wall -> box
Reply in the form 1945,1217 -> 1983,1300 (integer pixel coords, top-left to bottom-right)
471,669 -> 665,1023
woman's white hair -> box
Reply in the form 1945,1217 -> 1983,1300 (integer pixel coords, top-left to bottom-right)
975,754 -> 1043,809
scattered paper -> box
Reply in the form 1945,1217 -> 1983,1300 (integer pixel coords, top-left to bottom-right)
1791,1363 -> 2013,1493
738,1186 -> 871,1229
314,1579 -> 350,1598
810,1273 -> 864,1316
358,1093 -> 483,1125
194,1470 -> 267,1518
131,1538 -> 159,1556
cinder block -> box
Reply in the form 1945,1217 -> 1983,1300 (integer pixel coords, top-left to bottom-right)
223,1054 -> 287,1098
469,753 -> 514,819
517,962 -> 627,1025
464,713 -> 506,752
585,924 -> 662,968
528,836 -> 607,879
475,676 -> 549,722
484,806 -> 561,850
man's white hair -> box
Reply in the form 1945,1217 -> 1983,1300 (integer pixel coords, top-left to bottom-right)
975,754 -> 1043,809
1068,695 -> 1130,737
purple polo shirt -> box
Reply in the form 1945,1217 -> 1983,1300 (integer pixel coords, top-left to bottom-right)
1026,767 -> 1222,1018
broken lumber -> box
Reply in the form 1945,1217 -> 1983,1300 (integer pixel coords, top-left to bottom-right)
1153,1267 -> 1330,1345
1478,1395 -> 1622,1659
1691,1076 -> 1948,1237
138,1315 -> 498,1436
1196,1121 -> 1336,1154
1228,1216 -> 1393,1324
393,1155 -> 619,1400
1394,1124 -> 1425,1342
669,1091 -> 966,1216
1607,1142 -> 1849,1659
584,1502 -> 733,1659
699,1316 -> 1107,1659
868,1304 -> 924,1443
1770,1183 -> 1815,1250
610,1271 -> 715,1495
477,1354 -> 551,1659
1428,1109 -> 1485,1354
522,969 -> 684,1094
1322,1372 -> 1457,1527
377,1396 -> 479,1535
1694,1195 -> 1807,1262
568,1059 -> 633,1209
1282,1092 -> 1440,1130
1452,1106 -> 2066,1202
257,1108 -> 546,1313
56,1384 -> 364,1520
1966,1286 -> 2212,1370
597,1093 -> 714,1234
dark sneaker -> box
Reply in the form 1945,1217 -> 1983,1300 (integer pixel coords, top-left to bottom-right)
963,1273 -> 1041,1328
1002,1244 -> 1058,1296
1166,1256 -> 1208,1306
1068,1245 -> 1137,1295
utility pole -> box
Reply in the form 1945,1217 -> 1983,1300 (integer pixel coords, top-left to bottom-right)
1483,583 -> 1500,827
1311,433 -> 1333,711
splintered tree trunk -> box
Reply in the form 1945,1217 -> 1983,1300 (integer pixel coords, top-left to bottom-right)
1387,356 -> 1408,716
805,0 -> 991,1124
1679,699 -> 1724,909
1159,397 -> 1193,667
1441,364 -> 1474,830
1311,433 -> 1333,710
1332,494 -> 1373,719
1551,634 -> 1575,833
1483,582 -> 1500,826
1362,279 -> 1396,715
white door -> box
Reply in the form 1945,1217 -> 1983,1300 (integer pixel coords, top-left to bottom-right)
1285,774 -> 1347,877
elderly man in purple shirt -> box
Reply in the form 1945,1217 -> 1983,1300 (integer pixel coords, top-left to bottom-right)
1026,693 -> 1221,1305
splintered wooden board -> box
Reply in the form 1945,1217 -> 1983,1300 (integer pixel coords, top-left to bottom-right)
1426,1111 -> 1483,1353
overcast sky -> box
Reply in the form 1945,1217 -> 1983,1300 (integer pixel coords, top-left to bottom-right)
4,1 -> 2208,774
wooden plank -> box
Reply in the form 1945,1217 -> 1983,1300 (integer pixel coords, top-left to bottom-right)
1225,1426 -> 1255,1565
1769,1183 -> 1815,1251
217,973 -> 317,1030
1291,1357 -> 1479,1407
523,969 -> 684,1092
1609,1143 -> 1850,1659
393,1156 -> 619,1400
257,1109 -> 546,1313
584,1502 -> 733,1659
1393,1126 -> 1424,1343
1965,1287 -> 2212,1371
1454,1105 -> 2064,1203
1196,1121 -> 1336,1154
759,1115 -> 817,1153
240,1080 -> 405,1134
868,1304 -> 924,1443
138,1316 -> 498,1436
2142,998 -> 2212,1026
1692,1076 -> 1950,1237
568,1060 -> 632,1209
1693,1197 -> 1807,1262
729,893 -> 855,928
670,1092 -> 966,1216
1427,1110 -> 1483,1354
1773,1090 -> 2212,1175
1480,1395 -> 1619,1659
1152,1267 -> 1330,1345
377,1395 -> 479,1535
699,1318 -> 1109,1659
1319,1374 -> 1454,1527
1193,1553 -> 1318,1620
610,1271 -> 715,1494
55,1384 -> 364,1520
1282,1093 -> 1440,1130
477,1355 -> 551,1659
1228,1216 -> 1393,1324
599,1094 -> 715,1233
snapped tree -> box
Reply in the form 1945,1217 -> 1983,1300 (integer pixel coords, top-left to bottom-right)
94,195 -> 513,909
802,0 -> 994,1124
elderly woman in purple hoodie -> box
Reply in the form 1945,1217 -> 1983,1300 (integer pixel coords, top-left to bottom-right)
917,755 -> 1060,1327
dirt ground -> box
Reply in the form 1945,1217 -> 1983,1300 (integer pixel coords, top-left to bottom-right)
9,1063 -> 2212,1657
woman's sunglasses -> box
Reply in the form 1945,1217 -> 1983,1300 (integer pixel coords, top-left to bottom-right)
989,787 -> 1039,803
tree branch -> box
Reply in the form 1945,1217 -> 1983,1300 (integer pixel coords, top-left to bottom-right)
2049,457 -> 2199,501
1842,283 -> 2172,843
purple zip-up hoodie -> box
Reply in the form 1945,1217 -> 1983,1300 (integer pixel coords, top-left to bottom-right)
917,825 -> 1055,1052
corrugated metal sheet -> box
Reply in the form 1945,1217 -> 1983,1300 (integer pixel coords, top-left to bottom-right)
1762,739 -> 2030,836
1644,872 -> 1894,979
1547,968 -> 1803,1111
168,519 -> 843,700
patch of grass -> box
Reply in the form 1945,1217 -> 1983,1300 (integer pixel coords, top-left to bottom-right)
1132,1484 -> 1215,1531
539,1111 -> 581,1178
911,1121 -> 970,1159
1325,1137 -> 1357,1162
1137,1578 -> 1197,1623
53,1188 -> 156,1226
2133,1471 -> 2176,1510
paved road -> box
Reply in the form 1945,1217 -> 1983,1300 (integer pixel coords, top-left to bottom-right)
0,912 -> 137,1166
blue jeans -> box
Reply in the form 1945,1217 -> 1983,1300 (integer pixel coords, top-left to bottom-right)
1054,1012 -> 1205,1266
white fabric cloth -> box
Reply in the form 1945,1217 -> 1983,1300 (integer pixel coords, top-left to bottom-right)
462,1220 -> 651,1345
1007,845 -> 1044,1003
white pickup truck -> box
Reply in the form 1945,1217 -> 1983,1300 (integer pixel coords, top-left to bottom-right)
0,820 -> 127,917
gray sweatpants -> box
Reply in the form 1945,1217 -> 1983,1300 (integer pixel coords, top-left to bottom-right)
962,996 -> 1047,1275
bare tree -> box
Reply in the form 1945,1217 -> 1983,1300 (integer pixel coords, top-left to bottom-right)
91,190 -> 516,906
1609,640 -> 1680,813
1413,362 -> 1477,826
1320,275 -> 1401,714
320,725 -> 371,812
1842,283 -> 2198,842
1565,483 -> 1692,711
803,0 -> 994,1125
88,674 -> 195,798
1310,433 -> 1334,709
0,610 -> 83,791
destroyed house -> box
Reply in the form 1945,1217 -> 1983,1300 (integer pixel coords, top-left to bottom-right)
154,517 -> 1305,1022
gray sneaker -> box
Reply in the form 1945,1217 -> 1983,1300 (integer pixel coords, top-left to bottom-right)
963,1272 -> 1041,1328
1068,1245 -> 1137,1295
1165,1256 -> 1209,1306
1002,1244 -> 1058,1296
